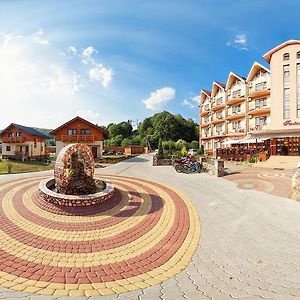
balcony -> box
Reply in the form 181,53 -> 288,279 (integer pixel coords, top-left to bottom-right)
226,111 -> 245,121
212,131 -> 226,137
200,110 -> 210,117
248,89 -> 270,99
1,136 -> 26,143
61,135 -> 95,143
227,97 -> 245,106
211,103 -> 225,111
226,129 -> 245,136
249,124 -> 267,132
211,117 -> 225,125
248,107 -> 270,116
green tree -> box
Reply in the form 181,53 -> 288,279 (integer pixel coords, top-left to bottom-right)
157,138 -> 163,159
175,139 -> 188,151
121,138 -> 132,147
189,140 -> 199,149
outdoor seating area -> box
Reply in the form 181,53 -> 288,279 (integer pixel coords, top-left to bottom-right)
217,143 -> 267,161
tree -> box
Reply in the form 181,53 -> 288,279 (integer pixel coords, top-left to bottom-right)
189,140 -> 199,149
157,138 -> 163,159
175,139 -> 188,151
121,138 -> 133,147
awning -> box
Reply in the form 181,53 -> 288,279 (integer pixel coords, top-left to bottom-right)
222,139 -> 242,145
239,137 -> 268,144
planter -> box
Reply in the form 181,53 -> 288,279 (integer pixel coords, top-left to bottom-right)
153,155 -> 173,166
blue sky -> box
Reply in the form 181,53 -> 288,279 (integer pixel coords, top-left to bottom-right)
0,0 -> 298,129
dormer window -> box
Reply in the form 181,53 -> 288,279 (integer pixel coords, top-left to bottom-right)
283,53 -> 289,61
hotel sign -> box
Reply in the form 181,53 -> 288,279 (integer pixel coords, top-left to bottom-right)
283,120 -> 300,126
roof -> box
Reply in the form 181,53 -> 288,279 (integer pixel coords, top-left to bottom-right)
215,81 -> 226,88
246,61 -> 270,82
49,116 -> 109,138
263,40 -> 300,62
202,89 -> 211,96
225,72 -> 246,90
0,123 -> 48,139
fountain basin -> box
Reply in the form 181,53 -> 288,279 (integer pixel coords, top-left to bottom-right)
39,177 -> 115,207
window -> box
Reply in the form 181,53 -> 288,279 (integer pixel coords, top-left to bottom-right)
283,65 -> 290,119
204,104 -> 209,111
6,146 -> 11,152
255,98 -> 267,109
255,82 -> 267,91
232,89 -> 241,98
232,120 -> 241,130
283,53 -> 290,61
204,116 -> 210,123
8,132 -> 13,137
41,145 -> 43,152
297,64 -> 300,117
255,116 -> 267,130
216,124 -> 223,134
216,97 -> 223,105
34,139 -> 37,148
216,111 -> 223,119
297,51 -> 300,59
68,129 -> 77,135
232,104 -> 241,114
80,129 -> 91,135
16,132 -> 22,137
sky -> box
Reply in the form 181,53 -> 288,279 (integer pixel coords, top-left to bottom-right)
0,0 -> 299,129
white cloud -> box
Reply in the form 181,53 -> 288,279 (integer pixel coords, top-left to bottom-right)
77,110 -> 101,124
32,29 -> 49,45
89,64 -> 114,87
192,95 -> 200,104
82,46 -> 97,64
67,46 -> 77,54
182,99 -> 195,108
226,33 -> 249,51
143,87 -> 175,110
234,34 -> 247,45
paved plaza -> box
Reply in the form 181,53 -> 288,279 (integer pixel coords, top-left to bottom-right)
0,154 -> 300,299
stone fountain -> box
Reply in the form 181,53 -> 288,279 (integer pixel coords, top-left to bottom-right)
39,143 -> 114,207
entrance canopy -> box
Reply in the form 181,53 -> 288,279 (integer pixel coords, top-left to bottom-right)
222,137 -> 268,145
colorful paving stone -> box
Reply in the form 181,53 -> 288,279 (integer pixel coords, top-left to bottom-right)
225,167 -> 292,198
0,175 -> 200,296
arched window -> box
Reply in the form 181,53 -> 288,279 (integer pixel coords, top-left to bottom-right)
283,53 -> 290,61
297,51 -> 300,59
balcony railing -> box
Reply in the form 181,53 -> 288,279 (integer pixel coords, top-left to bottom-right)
1,137 -> 26,143
249,125 -> 267,131
61,135 -> 95,143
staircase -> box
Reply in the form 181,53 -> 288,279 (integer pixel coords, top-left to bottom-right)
255,155 -> 300,170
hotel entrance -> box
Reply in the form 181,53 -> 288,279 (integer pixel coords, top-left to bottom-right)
276,137 -> 300,156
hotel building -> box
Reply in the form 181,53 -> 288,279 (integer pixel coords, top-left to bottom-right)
199,39 -> 300,157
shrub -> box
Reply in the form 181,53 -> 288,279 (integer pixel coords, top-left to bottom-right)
181,146 -> 188,157
198,144 -> 204,155
248,156 -> 256,164
7,162 -> 13,174
175,139 -> 188,151
189,140 -> 199,149
157,138 -> 164,159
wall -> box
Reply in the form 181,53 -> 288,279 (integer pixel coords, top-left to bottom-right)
53,119 -> 105,142
269,44 -> 300,130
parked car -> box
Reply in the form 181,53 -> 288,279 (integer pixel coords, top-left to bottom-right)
188,149 -> 198,156
117,151 -> 124,155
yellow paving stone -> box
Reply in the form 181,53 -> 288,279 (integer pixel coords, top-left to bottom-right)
78,284 -> 94,290
23,279 -> 38,286
123,283 -> 140,292
53,289 -> 70,296
99,287 -> 114,296
47,283 -> 65,290
91,282 -> 106,289
127,276 -> 144,284
12,277 -> 28,284
1,281 -> 17,288
35,281 -> 51,288
84,289 -> 101,296
69,289 -> 86,296
10,284 -> 27,291
105,281 -> 121,288
65,283 -> 79,290
23,286 -> 42,294
112,286 -> 128,294
1,274 -> 17,281
145,277 -> 164,285
135,281 -> 151,289
36,288 -> 55,295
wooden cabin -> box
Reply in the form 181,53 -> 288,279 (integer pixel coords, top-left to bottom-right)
0,123 -> 47,159
50,116 -> 108,159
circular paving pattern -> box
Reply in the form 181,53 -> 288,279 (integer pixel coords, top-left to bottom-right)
0,175 -> 200,297
257,172 -> 285,179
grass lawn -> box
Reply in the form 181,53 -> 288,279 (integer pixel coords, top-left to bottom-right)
0,159 -> 54,174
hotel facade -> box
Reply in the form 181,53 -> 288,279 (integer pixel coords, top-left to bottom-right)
199,40 -> 300,157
